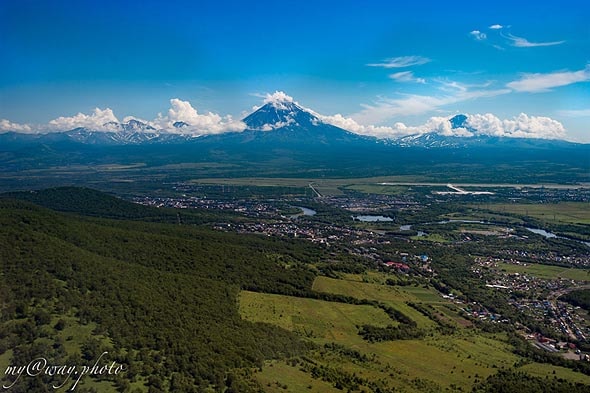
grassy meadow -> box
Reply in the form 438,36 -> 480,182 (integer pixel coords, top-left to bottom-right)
498,262 -> 590,281
483,202 -> 590,225
239,272 -> 590,391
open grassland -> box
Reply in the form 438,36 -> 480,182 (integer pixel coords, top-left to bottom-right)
254,360 -> 345,393
240,274 -> 590,392
518,362 -> 590,385
191,176 -> 431,196
484,202 -> 590,225
370,333 -> 519,388
312,275 -> 438,329
240,283 -> 532,392
239,291 -> 392,344
192,178 -> 590,195
313,274 -> 472,329
498,262 -> 590,281
411,233 -> 450,242
249,315 -> 526,391
343,184 -> 411,195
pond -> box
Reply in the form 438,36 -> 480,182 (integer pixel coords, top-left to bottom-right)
353,215 -> 394,222
526,227 -> 590,247
290,206 -> 317,218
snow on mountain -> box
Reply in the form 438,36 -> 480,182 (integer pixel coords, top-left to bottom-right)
0,99 -> 584,150
243,99 -> 320,131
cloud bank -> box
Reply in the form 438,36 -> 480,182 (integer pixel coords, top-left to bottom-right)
0,92 -> 570,141
154,99 -> 245,134
1,100 -> 246,136
48,108 -> 119,131
0,119 -> 33,133
320,112 -> 566,140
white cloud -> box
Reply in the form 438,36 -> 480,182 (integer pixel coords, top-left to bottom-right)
367,56 -> 431,68
507,65 -> 590,92
48,108 -> 119,131
469,30 -> 487,41
318,113 -> 410,138
489,24 -> 503,30
154,98 -> 245,134
466,113 -> 566,139
122,115 -> 151,124
263,91 -> 295,105
2,99 -> 246,136
505,33 -> 564,47
389,71 -> 426,84
320,112 -> 566,140
0,119 -> 33,133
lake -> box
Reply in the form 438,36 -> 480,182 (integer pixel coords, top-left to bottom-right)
354,215 -> 394,222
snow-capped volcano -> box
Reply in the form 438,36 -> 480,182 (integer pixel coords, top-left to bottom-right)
235,93 -> 372,146
243,97 -> 320,131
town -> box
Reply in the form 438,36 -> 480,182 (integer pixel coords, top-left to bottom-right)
132,181 -> 590,362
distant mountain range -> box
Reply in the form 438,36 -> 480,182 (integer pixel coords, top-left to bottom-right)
0,97 -> 588,185
0,98 -> 586,150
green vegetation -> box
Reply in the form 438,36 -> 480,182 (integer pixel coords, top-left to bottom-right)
498,262 -> 590,281
473,370 -> 590,393
518,362 -> 590,385
485,203 -> 590,225
312,275 -> 442,329
242,273 -> 588,391
2,187 -> 590,392
560,289 -> 590,311
0,196 -> 321,391
239,291 -> 392,343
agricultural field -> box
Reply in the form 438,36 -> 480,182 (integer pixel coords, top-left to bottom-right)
312,276 -> 441,328
484,202 -> 590,225
239,291 -> 393,344
239,277 -> 590,392
498,262 -> 590,281
518,362 -> 590,385
253,360 -> 344,393
191,176 -> 430,196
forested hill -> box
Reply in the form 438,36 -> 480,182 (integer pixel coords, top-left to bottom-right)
0,197 -> 319,392
1,187 -> 157,219
0,187 -> 240,224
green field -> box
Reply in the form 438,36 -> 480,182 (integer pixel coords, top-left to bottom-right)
498,262 -> 590,281
239,287 -> 532,391
240,273 -> 590,391
343,184 -> 411,195
241,289 -> 590,392
411,233 -> 450,242
192,176 -> 430,196
253,360 -> 344,393
518,362 -> 590,385
312,275 -> 445,328
239,291 -> 393,343
485,202 -> 590,225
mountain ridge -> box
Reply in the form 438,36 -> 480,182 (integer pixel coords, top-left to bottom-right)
0,100 -> 586,150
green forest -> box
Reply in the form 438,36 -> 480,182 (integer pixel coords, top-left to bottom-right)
0,188 -> 589,392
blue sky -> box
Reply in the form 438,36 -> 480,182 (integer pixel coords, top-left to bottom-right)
0,0 -> 589,140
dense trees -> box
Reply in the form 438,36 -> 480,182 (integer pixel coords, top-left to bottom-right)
0,197 -> 319,391
560,289 -> 590,311
473,370 -> 589,393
